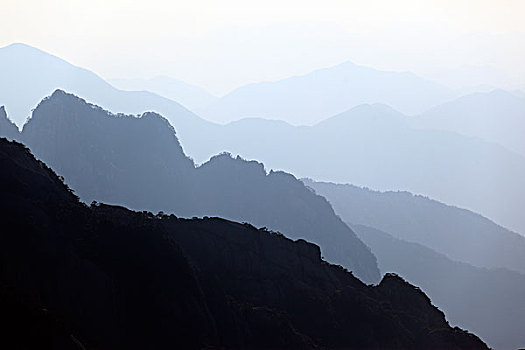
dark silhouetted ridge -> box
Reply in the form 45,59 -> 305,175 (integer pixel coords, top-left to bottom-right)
0,137 -> 489,349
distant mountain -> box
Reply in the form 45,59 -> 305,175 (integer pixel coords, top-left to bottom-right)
304,179 -> 525,349
412,89 -> 525,156
110,76 -> 218,112
4,43 -> 525,234
304,179 -> 525,274
12,90 -> 380,283
201,61 -> 456,124
0,43 -> 210,152
0,106 -> 19,140
0,137 -> 489,349
352,224 -> 525,350
194,104 -> 525,235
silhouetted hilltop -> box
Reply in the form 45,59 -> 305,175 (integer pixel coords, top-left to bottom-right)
0,137 -> 489,349
22,90 -> 195,213
304,179 -> 525,274
192,103 -> 525,236
353,224 -> 525,350
12,90 -> 380,283
194,154 -> 378,280
0,106 -> 20,141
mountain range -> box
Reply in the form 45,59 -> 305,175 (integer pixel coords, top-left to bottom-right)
2,43 -> 525,235
1,41 -> 524,349
352,224 -> 525,350
195,104 -> 525,235
200,60 -> 457,124
110,76 -> 218,113
0,137 -> 489,349
304,179 -> 525,349
2,90 -> 379,283
411,89 -> 525,156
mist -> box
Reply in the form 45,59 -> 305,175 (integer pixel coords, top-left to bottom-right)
0,1 -> 524,349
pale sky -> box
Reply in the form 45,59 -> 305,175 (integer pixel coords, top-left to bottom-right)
2,0 -> 525,94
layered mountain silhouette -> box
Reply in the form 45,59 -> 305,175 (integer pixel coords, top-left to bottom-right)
0,137 -> 490,349
3,43 -> 525,235
195,104 -> 525,235
304,179 -> 525,274
0,43 -> 208,152
110,76 -> 218,113
412,89 -> 525,156
352,224 -> 525,350
304,179 -> 525,349
3,90 -> 379,283
200,61 -> 456,124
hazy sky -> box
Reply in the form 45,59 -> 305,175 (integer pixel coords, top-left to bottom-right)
2,0 -> 525,94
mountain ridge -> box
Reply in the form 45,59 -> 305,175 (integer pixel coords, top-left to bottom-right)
352,223 -> 525,350
0,136 -> 489,349
8,90 -> 381,283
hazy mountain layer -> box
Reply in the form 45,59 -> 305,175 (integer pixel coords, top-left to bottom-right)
0,137 -> 489,349
0,43 -> 209,154
191,104 -> 525,235
352,224 -> 525,350
3,43 -> 525,234
304,179 -> 525,274
6,90 -> 380,283
412,89 -> 525,156
110,76 -> 218,113
201,61 -> 456,124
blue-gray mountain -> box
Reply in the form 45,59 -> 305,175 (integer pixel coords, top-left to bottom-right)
0,43 -> 208,153
110,76 -> 218,113
2,90 -> 379,283
200,60 -> 456,124
2,43 -> 525,235
411,89 -> 525,157
195,105 -> 525,235
304,179 -> 525,350
303,179 -> 525,274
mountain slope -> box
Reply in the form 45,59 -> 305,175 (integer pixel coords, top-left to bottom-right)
202,61 -> 456,124
304,179 -> 525,274
412,89 -> 525,156
0,137 -> 489,349
110,76 -> 218,112
14,90 -> 380,283
195,104 -> 525,235
0,43 -> 211,151
352,224 -> 525,350
3,44 -> 525,235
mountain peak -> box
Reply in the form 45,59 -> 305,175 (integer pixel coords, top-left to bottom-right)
316,103 -> 407,128
1,42 -> 39,51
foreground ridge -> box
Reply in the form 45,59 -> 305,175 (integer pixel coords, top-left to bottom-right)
0,137 -> 489,349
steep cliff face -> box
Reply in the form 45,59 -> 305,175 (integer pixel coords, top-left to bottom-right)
0,137 -> 490,349
13,90 -> 380,283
